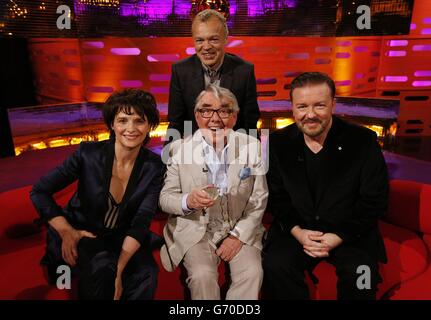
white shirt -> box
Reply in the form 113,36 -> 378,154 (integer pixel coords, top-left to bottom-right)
181,137 -> 229,212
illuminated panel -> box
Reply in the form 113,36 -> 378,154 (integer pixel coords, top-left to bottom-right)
383,76 -> 408,82
150,87 -> 169,94
78,0 -> 119,6
388,40 -> 409,46
386,50 -> 407,57
275,118 -> 294,129
257,119 -> 263,130
336,41 -> 352,47
119,80 -> 143,88
412,44 -> 431,51
147,54 -> 180,62
335,80 -> 352,86
227,40 -> 244,48
336,52 -> 350,58
414,70 -> 431,76
149,122 -> 169,138
354,46 -> 369,53
110,48 -> 141,55
364,125 -> 384,137
315,58 -> 331,65
82,41 -> 105,49
412,81 -> 431,87
14,123 -> 169,156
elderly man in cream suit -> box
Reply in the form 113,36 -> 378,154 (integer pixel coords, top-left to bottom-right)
159,84 -> 268,300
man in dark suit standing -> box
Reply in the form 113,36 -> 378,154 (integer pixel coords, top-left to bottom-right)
167,9 -> 260,140
263,72 -> 388,300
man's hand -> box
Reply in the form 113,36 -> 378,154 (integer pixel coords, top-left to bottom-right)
186,185 -> 216,210
216,235 -> 243,262
291,226 -> 330,258
60,229 -> 96,266
309,233 -> 343,252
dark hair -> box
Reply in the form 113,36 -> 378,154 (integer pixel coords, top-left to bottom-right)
289,72 -> 336,101
103,89 -> 160,145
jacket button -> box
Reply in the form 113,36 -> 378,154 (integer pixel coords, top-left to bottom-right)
315,215 -> 320,221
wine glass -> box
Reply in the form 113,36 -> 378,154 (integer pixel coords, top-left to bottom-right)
203,185 -> 219,200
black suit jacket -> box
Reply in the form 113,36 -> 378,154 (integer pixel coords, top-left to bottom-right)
266,116 -> 388,262
30,140 -> 164,246
167,53 -> 260,137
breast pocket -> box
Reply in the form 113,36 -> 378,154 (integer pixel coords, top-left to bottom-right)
236,176 -> 255,197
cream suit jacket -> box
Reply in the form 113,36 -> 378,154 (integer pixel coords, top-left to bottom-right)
159,130 -> 268,271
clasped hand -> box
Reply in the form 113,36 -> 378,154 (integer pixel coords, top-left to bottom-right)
291,226 -> 343,258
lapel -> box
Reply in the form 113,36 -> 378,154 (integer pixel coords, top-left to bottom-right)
188,130 -> 209,187
101,139 -> 115,215
220,54 -> 234,90
191,54 -> 205,97
102,139 -> 148,220
119,146 -> 147,213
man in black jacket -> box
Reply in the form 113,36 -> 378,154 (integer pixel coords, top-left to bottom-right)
167,9 -> 260,141
263,72 -> 388,300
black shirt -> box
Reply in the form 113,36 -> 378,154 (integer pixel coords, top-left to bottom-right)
303,144 -> 325,208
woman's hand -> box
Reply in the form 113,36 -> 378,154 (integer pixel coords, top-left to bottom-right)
48,216 -> 96,267
60,229 -> 96,266
114,273 -> 123,300
114,236 -> 141,300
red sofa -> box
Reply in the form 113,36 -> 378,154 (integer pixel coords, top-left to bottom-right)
0,179 -> 430,300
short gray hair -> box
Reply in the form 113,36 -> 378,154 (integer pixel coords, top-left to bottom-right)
195,84 -> 239,113
192,9 -> 228,39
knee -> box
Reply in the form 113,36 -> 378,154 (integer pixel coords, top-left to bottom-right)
186,265 -> 218,287
129,264 -> 158,287
263,249 -> 298,275
236,263 -> 263,283
262,248 -> 282,273
88,251 -> 116,277
337,261 -> 380,287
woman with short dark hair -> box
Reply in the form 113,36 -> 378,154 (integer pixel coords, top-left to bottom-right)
31,89 -> 164,300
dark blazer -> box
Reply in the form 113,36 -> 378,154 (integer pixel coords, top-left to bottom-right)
266,116 -> 388,262
30,140 -> 164,246
168,53 -> 260,137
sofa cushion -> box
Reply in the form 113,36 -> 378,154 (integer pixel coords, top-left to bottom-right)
0,243 -> 75,300
0,184 -> 76,255
386,180 -> 431,234
388,264 -> 431,299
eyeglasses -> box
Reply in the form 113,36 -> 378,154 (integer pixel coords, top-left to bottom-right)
197,108 -> 233,119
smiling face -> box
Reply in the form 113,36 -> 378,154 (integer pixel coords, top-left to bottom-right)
192,16 -> 227,69
291,83 -> 335,140
195,91 -> 237,147
112,108 -> 150,150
